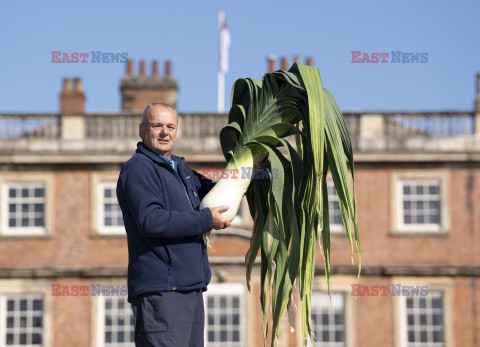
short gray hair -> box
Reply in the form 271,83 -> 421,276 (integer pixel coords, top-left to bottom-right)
141,103 -> 178,125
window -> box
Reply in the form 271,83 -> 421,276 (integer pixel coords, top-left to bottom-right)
204,283 -> 246,347
307,292 -> 346,347
399,180 -> 441,231
308,276 -> 355,347
391,171 -> 450,234
91,172 -> 125,236
0,173 -> 54,237
394,277 -> 453,347
327,181 -> 345,232
97,296 -> 134,347
0,294 -> 44,346
404,292 -> 444,346
98,182 -> 124,235
3,183 -> 45,235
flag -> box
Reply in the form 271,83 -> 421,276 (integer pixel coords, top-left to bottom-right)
219,9 -> 231,74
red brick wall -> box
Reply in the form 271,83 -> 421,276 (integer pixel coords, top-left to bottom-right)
52,278 -> 91,347
1,165 -> 478,347
0,170 -> 127,269
323,166 -> 480,268
3,166 -> 475,270
353,276 -> 394,347
59,93 -> 85,115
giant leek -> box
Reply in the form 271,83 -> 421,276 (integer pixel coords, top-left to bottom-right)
200,63 -> 361,345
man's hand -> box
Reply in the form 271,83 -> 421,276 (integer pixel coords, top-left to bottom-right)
210,205 -> 232,230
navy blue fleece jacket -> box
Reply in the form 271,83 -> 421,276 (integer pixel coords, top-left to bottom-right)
116,142 -> 215,301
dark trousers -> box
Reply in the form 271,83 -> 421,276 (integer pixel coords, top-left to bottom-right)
131,290 -> 204,347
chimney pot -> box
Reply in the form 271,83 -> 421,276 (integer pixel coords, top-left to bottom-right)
140,60 -> 146,76
294,55 -> 301,63
74,78 -> 82,93
62,78 -> 72,93
281,57 -> 288,71
152,61 -> 159,77
165,60 -> 172,77
306,57 -> 313,66
126,60 -> 133,76
268,55 -> 276,72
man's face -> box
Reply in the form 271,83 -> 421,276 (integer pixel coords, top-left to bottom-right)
139,106 -> 178,158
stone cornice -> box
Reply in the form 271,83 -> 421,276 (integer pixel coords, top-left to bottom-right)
1,151 -> 479,165
0,265 -> 478,279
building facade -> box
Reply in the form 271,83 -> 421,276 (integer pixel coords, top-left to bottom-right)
0,59 -> 479,346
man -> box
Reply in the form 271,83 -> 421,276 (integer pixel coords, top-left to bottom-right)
116,102 -> 231,346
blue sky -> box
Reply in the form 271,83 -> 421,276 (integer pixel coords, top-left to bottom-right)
0,0 -> 479,113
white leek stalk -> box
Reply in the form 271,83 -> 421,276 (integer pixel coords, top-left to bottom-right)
200,147 -> 267,241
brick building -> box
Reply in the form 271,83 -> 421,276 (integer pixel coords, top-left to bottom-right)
0,58 -> 479,347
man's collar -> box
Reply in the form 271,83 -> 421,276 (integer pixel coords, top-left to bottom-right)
136,142 -> 185,165
157,153 -> 172,163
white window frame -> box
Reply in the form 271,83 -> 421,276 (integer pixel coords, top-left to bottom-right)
0,279 -> 53,347
1,182 -> 46,236
97,182 -> 125,235
401,291 -> 445,346
307,275 -> 355,347
307,292 -> 346,347
393,277 -> 454,347
327,180 -> 345,234
391,171 -> 450,234
91,172 -> 125,236
95,295 -> 134,347
0,294 -> 44,346
204,283 -> 246,347
0,173 -> 54,237
397,179 -> 442,232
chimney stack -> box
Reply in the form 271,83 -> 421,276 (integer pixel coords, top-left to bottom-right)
120,59 -> 178,112
281,57 -> 288,71
60,77 -> 85,115
268,55 -> 276,72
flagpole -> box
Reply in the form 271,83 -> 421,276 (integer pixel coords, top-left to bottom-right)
218,71 -> 225,113
218,8 -> 230,113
